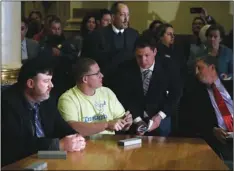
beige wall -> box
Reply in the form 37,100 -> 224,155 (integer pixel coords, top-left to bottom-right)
70,1 -> 232,34
126,1 -> 232,34
70,1 -> 109,18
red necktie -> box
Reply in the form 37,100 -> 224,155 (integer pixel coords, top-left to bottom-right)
211,83 -> 233,132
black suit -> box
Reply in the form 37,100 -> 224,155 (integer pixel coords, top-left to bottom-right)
189,80 -> 233,160
113,57 -> 182,136
87,25 -> 139,86
1,83 -> 77,166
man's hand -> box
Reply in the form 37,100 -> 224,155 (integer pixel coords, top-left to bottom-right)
122,111 -> 133,131
220,73 -> 228,80
107,119 -> 127,131
213,127 -> 228,144
59,134 -> 86,152
52,47 -> 61,56
148,114 -> 162,132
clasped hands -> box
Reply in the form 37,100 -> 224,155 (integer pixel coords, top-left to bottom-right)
106,111 -> 133,131
60,134 -> 86,152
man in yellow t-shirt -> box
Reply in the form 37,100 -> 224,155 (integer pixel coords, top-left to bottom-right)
58,58 -> 133,136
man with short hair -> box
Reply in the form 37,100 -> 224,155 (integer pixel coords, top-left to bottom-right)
39,17 -> 65,57
96,9 -> 112,28
58,58 -> 133,136
21,16 -> 40,63
88,1 -> 139,87
189,55 -> 233,163
2,57 -> 86,166
113,35 -> 182,136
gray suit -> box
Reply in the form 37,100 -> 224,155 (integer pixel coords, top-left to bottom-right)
22,38 -> 40,63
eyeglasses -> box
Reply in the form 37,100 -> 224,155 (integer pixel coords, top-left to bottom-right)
85,71 -> 102,77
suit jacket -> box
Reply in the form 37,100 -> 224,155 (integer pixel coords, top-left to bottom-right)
1,83 -> 77,166
190,80 -> 233,139
113,57 -> 182,120
88,25 -> 139,81
26,38 -> 40,59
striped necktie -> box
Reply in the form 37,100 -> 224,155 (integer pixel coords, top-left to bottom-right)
32,104 -> 45,137
142,69 -> 152,95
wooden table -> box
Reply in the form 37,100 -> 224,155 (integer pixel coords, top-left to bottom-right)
2,135 -> 229,170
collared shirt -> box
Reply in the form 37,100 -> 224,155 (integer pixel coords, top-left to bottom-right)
139,62 -> 167,119
21,38 -> 28,60
207,78 -> 233,131
112,25 -> 124,35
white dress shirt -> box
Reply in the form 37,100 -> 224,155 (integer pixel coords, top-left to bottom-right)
21,38 -> 28,60
112,25 -> 124,35
207,78 -> 233,131
140,62 -> 166,120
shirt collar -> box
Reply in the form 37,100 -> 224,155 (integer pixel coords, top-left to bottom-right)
112,25 -> 124,34
214,78 -> 221,87
140,62 -> 155,73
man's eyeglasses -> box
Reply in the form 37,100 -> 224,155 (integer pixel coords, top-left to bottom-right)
85,71 -> 102,77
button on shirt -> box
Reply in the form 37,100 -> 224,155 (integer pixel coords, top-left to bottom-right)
140,63 -> 167,119
207,79 -> 233,130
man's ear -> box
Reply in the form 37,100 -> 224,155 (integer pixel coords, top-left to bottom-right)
26,79 -> 34,89
82,76 -> 88,84
153,48 -> 157,56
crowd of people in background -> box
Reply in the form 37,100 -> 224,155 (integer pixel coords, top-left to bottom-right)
2,1 -> 233,169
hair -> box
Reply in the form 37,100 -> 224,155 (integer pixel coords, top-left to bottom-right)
28,10 -> 42,21
98,9 -> 112,20
155,23 -> 173,41
48,16 -> 61,27
196,55 -> 219,72
149,20 -> 163,31
21,16 -> 29,27
80,13 -> 96,37
17,57 -> 55,89
205,24 -> 225,39
192,17 -> 206,25
134,34 -> 157,51
73,58 -> 97,83
110,1 -> 126,15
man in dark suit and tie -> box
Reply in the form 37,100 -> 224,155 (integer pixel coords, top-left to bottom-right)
189,55 -> 233,164
21,16 -> 40,64
88,1 -> 139,87
113,35 -> 182,136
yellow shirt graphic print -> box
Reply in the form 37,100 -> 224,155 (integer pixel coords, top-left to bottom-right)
58,86 -> 125,135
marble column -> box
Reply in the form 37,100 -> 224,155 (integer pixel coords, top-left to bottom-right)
1,1 -> 22,85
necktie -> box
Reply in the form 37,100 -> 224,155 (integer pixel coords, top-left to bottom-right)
32,104 -> 45,137
142,70 -> 152,95
211,83 -> 233,132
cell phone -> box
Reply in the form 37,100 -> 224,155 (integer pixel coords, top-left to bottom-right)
190,7 -> 202,14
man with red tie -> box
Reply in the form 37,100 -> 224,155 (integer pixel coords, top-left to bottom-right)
190,55 -> 233,165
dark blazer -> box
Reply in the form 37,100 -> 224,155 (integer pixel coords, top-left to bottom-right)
190,80 -> 233,137
1,83 -> 77,166
88,25 -> 139,83
113,57 -> 182,131
188,80 -> 233,159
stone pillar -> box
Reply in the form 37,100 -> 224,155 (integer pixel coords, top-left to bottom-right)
1,1 -> 22,85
